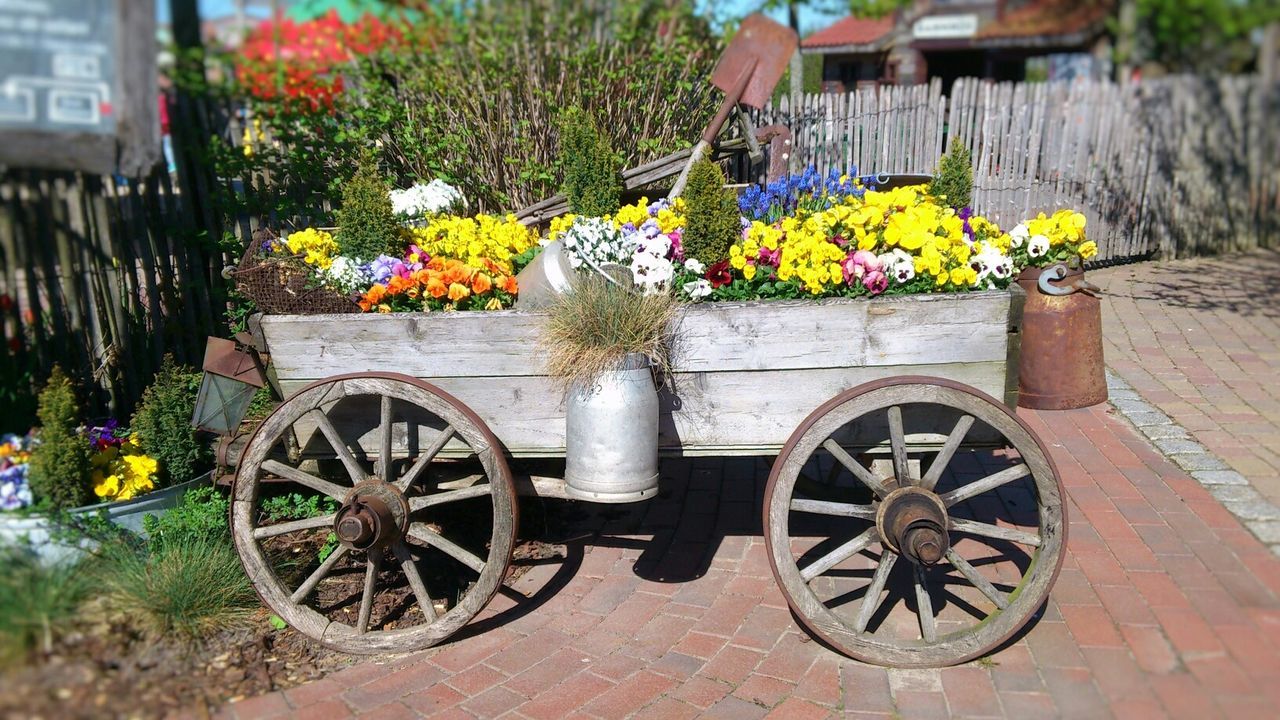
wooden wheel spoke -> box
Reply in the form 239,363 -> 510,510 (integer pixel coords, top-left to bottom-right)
356,553 -> 380,634
290,545 -> 350,603
945,548 -> 1009,610
888,405 -> 910,484
253,513 -> 336,540
790,498 -> 877,519
393,542 -> 437,623
408,523 -> 487,573
854,550 -> 897,633
377,396 -> 394,482
822,439 -> 889,498
262,460 -> 349,501
309,409 -> 368,483
396,425 -> 457,492
800,527 -> 879,583
914,565 -> 937,643
920,415 -> 975,490
949,518 -> 1041,547
940,463 -> 1030,507
407,483 -> 492,511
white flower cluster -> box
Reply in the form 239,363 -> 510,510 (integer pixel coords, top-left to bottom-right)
876,248 -> 916,285
389,179 -> 465,220
561,217 -> 631,271
971,245 -> 1014,287
1011,222 -> 1049,258
680,259 -> 711,299
323,255 -> 371,294
626,220 -> 676,295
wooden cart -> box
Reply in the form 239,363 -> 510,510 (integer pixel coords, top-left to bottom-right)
231,287 -> 1065,668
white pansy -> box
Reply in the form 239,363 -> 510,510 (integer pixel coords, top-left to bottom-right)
682,278 -> 712,299
1027,234 -> 1050,258
1009,223 -> 1030,248
389,179 -> 465,220
683,258 -> 705,274
970,243 -> 1014,286
561,217 -> 630,270
879,248 -> 915,284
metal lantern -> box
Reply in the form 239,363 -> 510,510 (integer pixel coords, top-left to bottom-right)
192,336 -> 266,435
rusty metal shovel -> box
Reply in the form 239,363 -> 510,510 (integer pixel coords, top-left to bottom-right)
668,14 -> 797,198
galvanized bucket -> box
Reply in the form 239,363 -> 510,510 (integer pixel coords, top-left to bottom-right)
564,353 -> 660,503
514,240 -> 578,310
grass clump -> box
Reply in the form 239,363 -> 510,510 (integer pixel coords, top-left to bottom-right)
542,276 -> 677,389
559,105 -> 622,217
335,151 -> 401,261
0,550 -> 93,667
681,158 -> 740,268
27,366 -> 92,510
929,137 -> 973,209
130,356 -> 210,487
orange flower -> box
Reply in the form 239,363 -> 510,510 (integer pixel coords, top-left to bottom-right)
447,282 -> 470,302
427,257 -> 445,271
426,277 -> 448,299
471,273 -> 492,295
387,275 -> 412,295
364,284 -> 388,304
358,299 -> 373,312
411,268 -> 432,285
499,275 -> 518,294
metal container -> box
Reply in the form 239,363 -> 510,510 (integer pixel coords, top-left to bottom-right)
514,240 -> 577,310
1016,264 -> 1108,410
565,353 -> 660,503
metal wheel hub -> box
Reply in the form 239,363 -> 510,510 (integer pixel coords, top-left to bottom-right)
335,480 -> 409,551
876,486 -> 949,565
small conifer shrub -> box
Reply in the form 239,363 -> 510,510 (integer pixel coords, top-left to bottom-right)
559,106 -> 622,217
335,152 -> 401,261
681,159 -> 740,267
130,356 -> 211,487
930,138 -> 973,209
27,366 -> 92,510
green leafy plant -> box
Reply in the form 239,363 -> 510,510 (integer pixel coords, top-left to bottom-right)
559,106 -> 622,217
335,151 -> 401,261
130,356 -> 211,487
542,275 -> 677,389
0,550 -> 93,667
261,492 -> 337,522
141,485 -> 229,550
930,138 -> 973,210
28,366 -> 92,510
96,533 -> 257,643
681,159 -> 740,267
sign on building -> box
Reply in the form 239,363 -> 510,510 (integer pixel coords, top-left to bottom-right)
0,0 -> 158,175
912,14 -> 979,40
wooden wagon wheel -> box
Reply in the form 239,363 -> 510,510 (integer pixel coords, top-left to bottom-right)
232,372 -> 516,654
764,376 -> 1065,667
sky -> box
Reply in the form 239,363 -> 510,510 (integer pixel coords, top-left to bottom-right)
155,0 -> 847,35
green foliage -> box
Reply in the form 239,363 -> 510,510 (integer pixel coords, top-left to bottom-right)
208,0 -> 720,217
28,366 -> 92,511
930,139 -> 973,210
681,159 -> 741,267
559,106 -> 622,217
130,356 -> 211,487
1128,0 -> 1278,73
141,485 -> 230,550
335,152 -> 402,261
95,532 -> 257,643
0,550 -> 93,667
261,491 -> 337,522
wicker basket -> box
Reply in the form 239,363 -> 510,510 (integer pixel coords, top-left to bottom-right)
232,229 -> 359,315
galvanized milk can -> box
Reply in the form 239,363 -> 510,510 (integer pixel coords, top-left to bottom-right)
565,353 -> 660,502
1016,263 -> 1108,409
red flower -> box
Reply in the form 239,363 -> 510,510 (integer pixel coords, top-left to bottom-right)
706,260 -> 733,289
7,337 -> 20,353
0,294 -> 11,312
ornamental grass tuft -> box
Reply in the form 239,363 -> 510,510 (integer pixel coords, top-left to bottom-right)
96,532 -> 257,643
0,550 -> 93,667
542,276 -> 677,390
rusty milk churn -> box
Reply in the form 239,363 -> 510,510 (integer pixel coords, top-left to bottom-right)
1016,263 -> 1108,409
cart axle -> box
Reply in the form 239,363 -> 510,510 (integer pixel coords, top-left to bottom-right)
877,486 -> 950,566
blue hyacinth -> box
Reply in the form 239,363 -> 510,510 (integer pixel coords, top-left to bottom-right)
738,166 -> 865,223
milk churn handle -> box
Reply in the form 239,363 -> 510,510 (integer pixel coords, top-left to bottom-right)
1038,263 -> 1102,297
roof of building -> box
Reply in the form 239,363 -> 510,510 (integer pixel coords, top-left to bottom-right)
975,0 -> 1112,41
801,15 -> 895,50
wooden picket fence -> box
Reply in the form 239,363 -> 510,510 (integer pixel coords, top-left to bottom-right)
753,75 -> 1280,263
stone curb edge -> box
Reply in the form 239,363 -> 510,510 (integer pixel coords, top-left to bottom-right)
1105,369 -> 1280,556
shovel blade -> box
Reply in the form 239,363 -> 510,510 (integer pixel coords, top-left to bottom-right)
712,14 -> 799,109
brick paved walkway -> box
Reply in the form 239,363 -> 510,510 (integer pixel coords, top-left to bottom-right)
1092,250 -> 1280,509
224,401 -> 1280,719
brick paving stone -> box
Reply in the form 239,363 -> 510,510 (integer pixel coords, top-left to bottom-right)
762,697 -> 834,719
580,670 -> 676,718
229,692 -> 289,720
732,673 -> 795,709
891,691 -> 949,719
839,663 -> 895,713
940,667 -> 1002,717
702,694 -> 769,720
400,683 -> 465,715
